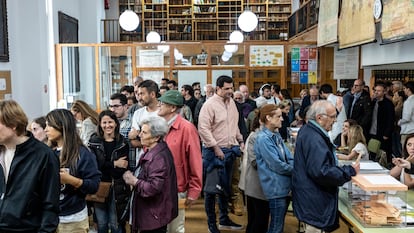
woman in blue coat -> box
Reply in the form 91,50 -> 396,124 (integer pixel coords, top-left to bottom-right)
254,104 -> 294,233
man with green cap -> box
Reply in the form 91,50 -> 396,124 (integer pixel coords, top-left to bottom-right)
157,90 -> 203,233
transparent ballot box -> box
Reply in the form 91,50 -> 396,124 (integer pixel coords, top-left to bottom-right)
348,174 -> 408,227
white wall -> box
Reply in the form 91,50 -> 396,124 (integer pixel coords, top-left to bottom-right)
0,0 -> 104,120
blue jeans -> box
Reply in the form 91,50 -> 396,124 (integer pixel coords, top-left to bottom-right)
267,197 -> 289,233
94,191 -> 122,233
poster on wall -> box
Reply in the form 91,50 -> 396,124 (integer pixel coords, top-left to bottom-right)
317,0 -> 339,47
333,46 -> 359,80
139,50 -> 164,84
338,0 -> 375,49
291,47 -> 318,84
381,0 -> 414,44
250,45 -> 284,67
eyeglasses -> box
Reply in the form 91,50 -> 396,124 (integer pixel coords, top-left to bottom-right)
353,84 -> 362,87
108,104 -> 123,108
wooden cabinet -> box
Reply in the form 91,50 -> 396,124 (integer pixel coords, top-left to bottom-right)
117,0 -> 291,42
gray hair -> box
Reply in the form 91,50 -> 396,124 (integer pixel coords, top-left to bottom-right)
140,116 -> 169,139
233,91 -> 245,102
306,100 -> 334,121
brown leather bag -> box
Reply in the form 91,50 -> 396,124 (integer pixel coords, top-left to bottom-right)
85,182 -> 112,203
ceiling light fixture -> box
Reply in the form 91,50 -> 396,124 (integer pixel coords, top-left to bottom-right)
119,0 -> 139,31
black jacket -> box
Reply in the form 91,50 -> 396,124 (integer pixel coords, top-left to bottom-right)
88,134 -> 131,222
371,97 -> 395,139
348,90 -> 373,134
0,133 -> 60,233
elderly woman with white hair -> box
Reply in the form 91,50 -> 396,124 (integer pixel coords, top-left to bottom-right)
123,116 -> 178,233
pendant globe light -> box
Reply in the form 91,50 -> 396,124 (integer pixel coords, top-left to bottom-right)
229,30 -> 244,43
238,9 -> 258,32
119,0 -> 139,31
146,31 -> 161,43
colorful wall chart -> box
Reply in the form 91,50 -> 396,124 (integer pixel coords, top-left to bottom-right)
291,47 -> 317,84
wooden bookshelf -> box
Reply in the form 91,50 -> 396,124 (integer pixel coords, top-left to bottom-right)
243,0 -> 267,40
117,0 -> 291,41
267,0 -> 291,40
143,0 -> 168,41
217,0 -> 242,40
168,0 -> 192,40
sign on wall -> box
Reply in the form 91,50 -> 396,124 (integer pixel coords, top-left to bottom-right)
250,45 -> 284,67
291,47 -> 317,84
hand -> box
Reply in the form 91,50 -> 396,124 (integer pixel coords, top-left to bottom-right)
185,198 -> 197,208
406,154 -> 414,164
114,156 -> 128,169
213,146 -> 225,160
128,128 -> 139,140
383,136 -> 389,140
352,162 -> 360,174
239,142 -> 245,151
394,158 -> 412,169
123,171 -> 138,186
59,168 -> 71,184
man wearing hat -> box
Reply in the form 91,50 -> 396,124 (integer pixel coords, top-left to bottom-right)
158,90 -> 203,233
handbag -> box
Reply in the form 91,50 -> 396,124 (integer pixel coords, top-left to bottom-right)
85,182 -> 112,203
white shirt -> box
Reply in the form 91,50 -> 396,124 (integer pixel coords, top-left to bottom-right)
327,94 -> 347,142
3,148 -> 16,183
351,142 -> 369,161
131,107 -> 159,164
401,95 -> 414,134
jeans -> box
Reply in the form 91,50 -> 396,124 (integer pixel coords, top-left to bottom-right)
94,191 -> 122,233
267,197 -> 289,233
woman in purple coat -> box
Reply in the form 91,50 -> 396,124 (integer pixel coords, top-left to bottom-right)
123,116 -> 178,233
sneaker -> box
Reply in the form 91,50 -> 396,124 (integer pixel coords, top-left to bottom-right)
208,223 -> 221,233
218,219 -> 243,230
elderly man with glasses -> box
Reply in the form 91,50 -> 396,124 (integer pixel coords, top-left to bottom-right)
347,79 -> 373,138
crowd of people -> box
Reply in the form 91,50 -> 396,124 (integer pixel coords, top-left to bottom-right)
1,76 -> 414,233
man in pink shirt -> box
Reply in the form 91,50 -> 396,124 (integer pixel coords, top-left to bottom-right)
198,75 -> 245,233
158,90 -> 203,233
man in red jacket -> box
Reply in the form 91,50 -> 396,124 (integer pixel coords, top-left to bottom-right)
158,90 -> 203,233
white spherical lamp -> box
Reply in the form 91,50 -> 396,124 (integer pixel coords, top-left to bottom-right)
238,10 -> 258,32
119,10 -> 140,32
224,42 -> 238,53
146,31 -> 161,43
229,30 -> 244,43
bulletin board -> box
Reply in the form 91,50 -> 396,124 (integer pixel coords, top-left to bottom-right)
0,70 -> 11,99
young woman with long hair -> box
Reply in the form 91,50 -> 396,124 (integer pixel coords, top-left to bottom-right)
337,125 -> 368,161
45,109 -> 101,233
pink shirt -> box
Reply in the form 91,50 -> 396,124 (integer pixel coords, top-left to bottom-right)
198,94 -> 243,148
165,115 -> 203,200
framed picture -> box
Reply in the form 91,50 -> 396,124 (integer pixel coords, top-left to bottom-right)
58,11 -> 80,92
58,11 -> 78,43
0,0 -> 9,62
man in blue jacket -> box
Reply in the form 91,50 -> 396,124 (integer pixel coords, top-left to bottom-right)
292,100 -> 359,232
